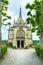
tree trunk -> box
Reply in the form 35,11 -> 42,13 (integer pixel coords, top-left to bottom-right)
40,1 -> 43,48
0,26 -> 2,58
39,2 -> 43,48
40,32 -> 43,48
0,0 -> 2,58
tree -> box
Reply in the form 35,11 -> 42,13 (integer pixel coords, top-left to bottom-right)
0,0 -> 11,58
26,0 -> 43,48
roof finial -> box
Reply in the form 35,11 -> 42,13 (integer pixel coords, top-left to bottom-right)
19,6 -> 22,17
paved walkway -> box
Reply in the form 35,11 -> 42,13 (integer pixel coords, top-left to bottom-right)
0,48 -> 43,65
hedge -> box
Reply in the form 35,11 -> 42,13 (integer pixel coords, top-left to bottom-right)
7,42 -> 13,47
35,44 -> 40,55
35,44 -> 43,57
1,45 -> 7,56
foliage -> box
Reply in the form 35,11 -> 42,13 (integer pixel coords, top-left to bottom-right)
0,0 -> 11,44
35,44 -> 40,55
35,44 -> 43,57
26,0 -> 43,34
7,42 -> 13,47
33,40 -> 40,45
1,45 -> 7,56
24,46 -> 28,49
1,0 -> 9,4
13,46 -> 17,49
40,48 -> 43,55
0,0 -> 11,58
1,40 -> 8,43
0,0 -> 11,26
26,3 -> 36,33
26,0 -> 43,48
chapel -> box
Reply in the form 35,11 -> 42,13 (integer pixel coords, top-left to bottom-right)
8,7 -> 32,48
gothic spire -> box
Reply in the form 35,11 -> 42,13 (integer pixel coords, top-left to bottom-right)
19,6 -> 22,17
13,19 -> 15,26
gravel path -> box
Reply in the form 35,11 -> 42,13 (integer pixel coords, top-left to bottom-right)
0,48 -> 43,65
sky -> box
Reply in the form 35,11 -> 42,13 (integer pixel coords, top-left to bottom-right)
2,0 -> 40,40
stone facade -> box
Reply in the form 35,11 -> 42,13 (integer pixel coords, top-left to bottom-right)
8,7 -> 32,48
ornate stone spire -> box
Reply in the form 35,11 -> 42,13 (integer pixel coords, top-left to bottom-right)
14,19 -> 15,23
19,6 -> 22,17
13,19 -> 15,26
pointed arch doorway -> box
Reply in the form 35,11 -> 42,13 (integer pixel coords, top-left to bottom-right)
17,39 -> 24,48
17,40 -> 20,48
16,28 -> 25,48
21,40 -> 24,48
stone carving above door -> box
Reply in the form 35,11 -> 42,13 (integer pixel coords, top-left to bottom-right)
16,28 -> 25,38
